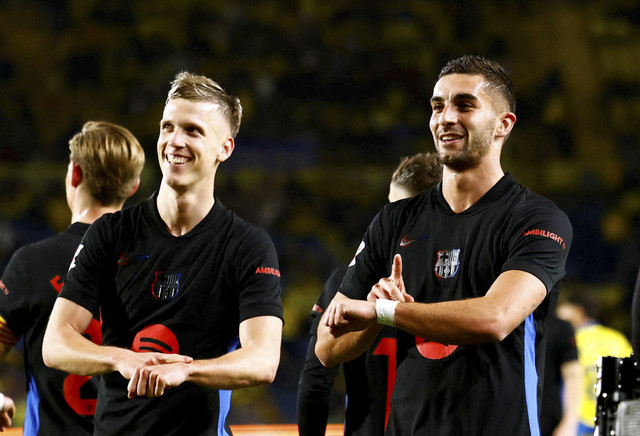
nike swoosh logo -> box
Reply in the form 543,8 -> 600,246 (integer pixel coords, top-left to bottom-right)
117,254 -> 149,265
399,235 -> 429,247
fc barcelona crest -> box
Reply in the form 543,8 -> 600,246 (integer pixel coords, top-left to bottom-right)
434,249 -> 461,279
151,272 -> 182,300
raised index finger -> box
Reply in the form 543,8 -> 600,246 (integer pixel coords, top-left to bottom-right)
391,254 -> 403,285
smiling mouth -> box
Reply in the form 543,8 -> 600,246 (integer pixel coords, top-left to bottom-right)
166,154 -> 191,164
439,134 -> 464,143
438,136 -> 464,148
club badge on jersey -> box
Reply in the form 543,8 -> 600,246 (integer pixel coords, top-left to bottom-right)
151,272 -> 182,300
434,249 -> 461,279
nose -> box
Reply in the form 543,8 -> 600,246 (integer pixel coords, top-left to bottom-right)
438,105 -> 457,125
166,129 -> 187,148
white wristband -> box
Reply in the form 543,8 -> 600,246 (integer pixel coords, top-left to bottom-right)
375,299 -> 399,327
0,392 -> 4,409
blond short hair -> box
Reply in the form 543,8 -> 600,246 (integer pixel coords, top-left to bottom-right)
68,121 -> 145,206
166,71 -> 243,138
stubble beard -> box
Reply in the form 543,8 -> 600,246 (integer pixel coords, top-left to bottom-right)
438,124 -> 494,172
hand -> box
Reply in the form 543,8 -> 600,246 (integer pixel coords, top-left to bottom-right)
115,349 -> 193,381
322,294 -> 376,329
367,254 -> 414,303
127,361 -> 191,399
0,395 -> 15,431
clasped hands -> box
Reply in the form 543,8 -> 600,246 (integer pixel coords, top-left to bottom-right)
322,254 -> 414,329
118,349 -> 194,399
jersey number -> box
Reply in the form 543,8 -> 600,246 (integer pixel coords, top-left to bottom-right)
373,337 -> 397,429
63,318 -> 102,415
373,337 -> 458,429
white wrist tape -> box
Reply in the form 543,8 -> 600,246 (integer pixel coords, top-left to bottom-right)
0,392 -> 4,409
375,299 -> 399,326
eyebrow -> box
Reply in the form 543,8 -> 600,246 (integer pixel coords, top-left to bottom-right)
430,93 -> 480,104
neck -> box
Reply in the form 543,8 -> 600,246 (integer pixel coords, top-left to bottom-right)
441,164 -> 504,213
71,204 -> 122,224
157,183 -> 215,236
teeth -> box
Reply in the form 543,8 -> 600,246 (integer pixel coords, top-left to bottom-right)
167,154 -> 189,164
441,136 -> 458,141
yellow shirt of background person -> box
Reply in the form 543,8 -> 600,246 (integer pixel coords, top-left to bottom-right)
574,323 -> 632,428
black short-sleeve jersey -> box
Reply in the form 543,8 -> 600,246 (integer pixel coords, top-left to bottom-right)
0,222 -> 99,435
298,266 -> 395,436
60,194 -> 283,436
340,174 -> 572,436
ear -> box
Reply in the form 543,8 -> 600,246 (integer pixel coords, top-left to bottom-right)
217,138 -> 235,163
128,179 -> 140,198
496,112 -> 517,138
71,163 -> 83,188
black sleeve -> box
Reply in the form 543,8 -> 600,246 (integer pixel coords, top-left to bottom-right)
234,227 -> 284,323
503,200 -> 573,293
340,207 -> 396,300
632,267 -> 640,360
297,333 -> 340,436
60,217 -> 115,315
297,267 -> 345,436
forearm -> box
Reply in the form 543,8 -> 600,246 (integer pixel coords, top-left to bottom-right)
394,269 -> 546,344
558,360 -> 582,429
394,298 -> 508,344
43,297 -> 121,375
183,315 -> 282,390
315,319 -> 382,368
42,323 -> 123,375
184,346 -> 280,390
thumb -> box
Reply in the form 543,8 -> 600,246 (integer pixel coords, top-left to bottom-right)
160,353 -> 193,364
403,293 -> 415,303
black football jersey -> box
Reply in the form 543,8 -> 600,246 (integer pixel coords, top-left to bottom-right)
0,222 -> 99,435
61,194 -> 283,436
341,174 -> 572,436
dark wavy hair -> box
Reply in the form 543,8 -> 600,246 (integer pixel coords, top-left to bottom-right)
438,54 -> 516,113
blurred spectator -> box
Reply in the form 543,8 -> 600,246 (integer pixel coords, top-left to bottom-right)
297,153 -> 441,436
557,290 -> 632,436
540,314 -> 582,436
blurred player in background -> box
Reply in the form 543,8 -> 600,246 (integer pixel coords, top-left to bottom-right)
0,121 -> 145,434
556,290 -> 632,436
297,153 -> 442,436
540,313 -> 582,436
